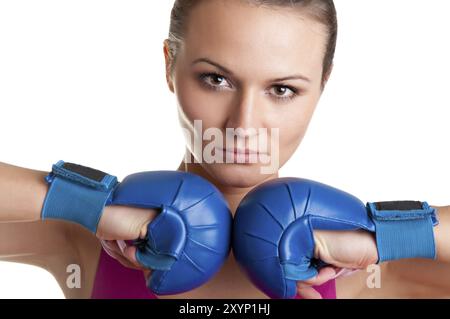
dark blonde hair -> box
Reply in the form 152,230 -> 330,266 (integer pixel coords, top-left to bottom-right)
167,0 -> 338,88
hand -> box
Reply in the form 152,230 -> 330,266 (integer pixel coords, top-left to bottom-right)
296,229 -> 379,299
101,239 -> 152,279
96,205 -> 158,241
96,205 -> 157,275
96,171 -> 232,295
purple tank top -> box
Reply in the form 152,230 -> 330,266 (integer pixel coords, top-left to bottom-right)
91,247 -> 336,299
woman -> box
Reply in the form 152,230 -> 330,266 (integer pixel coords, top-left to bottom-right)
1,0 -> 449,299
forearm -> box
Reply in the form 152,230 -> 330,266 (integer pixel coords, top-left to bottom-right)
433,205 -> 450,263
0,162 -> 48,222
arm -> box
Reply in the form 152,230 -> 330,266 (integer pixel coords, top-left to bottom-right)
384,205 -> 450,295
0,161 -> 48,222
0,161 -> 155,270
0,161 -> 149,297
310,205 -> 450,298
0,161 -> 79,274
0,160 -> 156,237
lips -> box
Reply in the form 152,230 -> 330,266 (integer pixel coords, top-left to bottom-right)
213,147 -> 268,164
224,148 -> 260,155
216,147 -> 265,155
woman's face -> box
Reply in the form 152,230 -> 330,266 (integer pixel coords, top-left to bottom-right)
165,0 -> 330,188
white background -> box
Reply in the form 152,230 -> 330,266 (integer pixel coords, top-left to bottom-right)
0,0 -> 449,298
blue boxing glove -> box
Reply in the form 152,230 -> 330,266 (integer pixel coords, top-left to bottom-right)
41,161 -> 232,295
233,177 -> 438,299
111,170 -> 232,295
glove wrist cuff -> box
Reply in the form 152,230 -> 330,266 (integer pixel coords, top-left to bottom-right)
367,201 -> 438,263
41,160 -> 119,233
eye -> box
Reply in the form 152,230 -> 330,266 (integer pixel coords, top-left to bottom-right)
199,73 -> 232,90
268,85 -> 299,101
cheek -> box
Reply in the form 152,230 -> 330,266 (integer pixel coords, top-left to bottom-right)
174,70 -> 234,162
270,97 -> 318,161
174,71 -> 230,129
280,113 -> 309,148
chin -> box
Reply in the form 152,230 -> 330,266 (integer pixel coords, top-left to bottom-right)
203,162 -> 276,189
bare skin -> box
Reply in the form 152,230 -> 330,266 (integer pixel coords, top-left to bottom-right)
1,0 -> 450,299
0,162 -> 156,298
1,162 -> 449,298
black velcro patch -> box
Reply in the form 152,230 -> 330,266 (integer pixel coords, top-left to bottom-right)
375,201 -> 423,211
63,162 -> 107,182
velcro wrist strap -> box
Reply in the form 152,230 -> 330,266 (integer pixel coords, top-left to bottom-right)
367,201 -> 438,263
41,160 -> 118,233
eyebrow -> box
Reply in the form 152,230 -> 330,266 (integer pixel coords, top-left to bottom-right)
192,58 -> 311,83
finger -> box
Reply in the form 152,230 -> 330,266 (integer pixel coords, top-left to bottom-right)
106,240 -> 131,259
100,240 -> 117,258
116,240 -> 127,254
103,240 -> 128,259
123,244 -> 146,269
334,268 -> 361,279
297,266 -> 337,289
101,239 -> 121,253
297,286 -> 323,299
107,247 -> 142,270
110,241 -> 145,270
101,240 -> 144,270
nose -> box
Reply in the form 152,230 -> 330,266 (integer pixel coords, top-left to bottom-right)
225,87 -> 262,137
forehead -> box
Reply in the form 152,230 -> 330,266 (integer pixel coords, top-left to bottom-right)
181,0 -> 328,80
